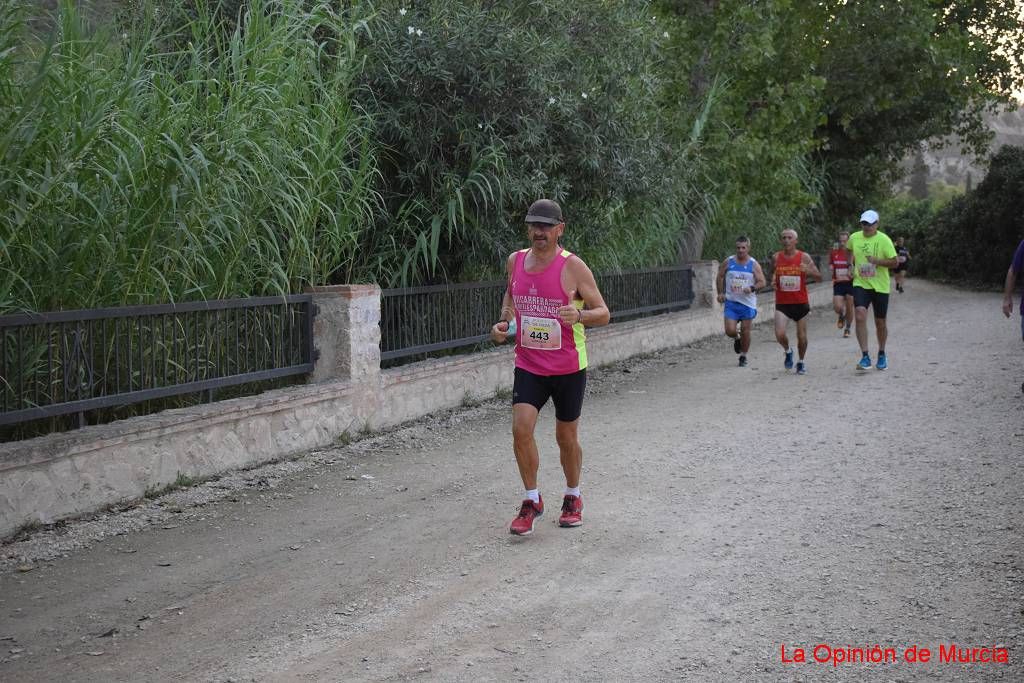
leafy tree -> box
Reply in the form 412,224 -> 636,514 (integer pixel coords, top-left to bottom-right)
657,0 -> 1024,256
655,0 -> 827,260
807,0 -> 1024,224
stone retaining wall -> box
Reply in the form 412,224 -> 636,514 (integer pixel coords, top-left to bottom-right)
0,265 -> 832,538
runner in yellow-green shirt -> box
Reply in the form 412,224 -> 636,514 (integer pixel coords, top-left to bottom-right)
847,209 -> 899,371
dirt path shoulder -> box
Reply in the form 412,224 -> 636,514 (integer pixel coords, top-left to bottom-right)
1,280 -> 1022,682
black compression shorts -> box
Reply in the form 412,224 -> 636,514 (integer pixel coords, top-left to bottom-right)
833,281 -> 854,297
853,286 -> 890,318
512,367 -> 587,422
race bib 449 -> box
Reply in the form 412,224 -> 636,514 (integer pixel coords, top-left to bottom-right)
779,275 -> 801,292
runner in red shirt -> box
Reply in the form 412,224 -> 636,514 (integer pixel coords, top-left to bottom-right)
830,231 -> 854,338
772,229 -> 823,375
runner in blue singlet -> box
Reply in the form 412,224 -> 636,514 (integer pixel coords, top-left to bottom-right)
716,235 -> 767,367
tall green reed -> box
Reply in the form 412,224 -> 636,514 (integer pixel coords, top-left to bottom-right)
0,0 -> 379,315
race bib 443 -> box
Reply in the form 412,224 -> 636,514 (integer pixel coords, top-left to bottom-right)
520,314 -> 562,350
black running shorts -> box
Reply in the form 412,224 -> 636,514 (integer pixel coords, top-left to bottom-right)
512,367 -> 587,422
832,281 -> 854,297
776,303 -> 810,322
853,286 -> 890,318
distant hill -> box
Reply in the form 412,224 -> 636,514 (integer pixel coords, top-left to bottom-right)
896,105 -> 1024,194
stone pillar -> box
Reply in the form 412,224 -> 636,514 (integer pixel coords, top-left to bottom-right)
689,260 -> 720,309
307,285 -> 381,383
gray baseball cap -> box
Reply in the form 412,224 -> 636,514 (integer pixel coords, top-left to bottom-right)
525,199 -> 563,225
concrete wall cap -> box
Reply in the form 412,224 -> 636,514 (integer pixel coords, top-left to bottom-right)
307,284 -> 381,298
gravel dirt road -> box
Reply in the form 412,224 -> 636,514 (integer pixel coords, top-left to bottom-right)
1,280 -> 1022,682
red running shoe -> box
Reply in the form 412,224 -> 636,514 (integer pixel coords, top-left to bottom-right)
558,494 -> 583,527
509,497 -> 544,536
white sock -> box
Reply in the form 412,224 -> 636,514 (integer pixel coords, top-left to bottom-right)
524,489 -> 540,504
564,486 -> 581,497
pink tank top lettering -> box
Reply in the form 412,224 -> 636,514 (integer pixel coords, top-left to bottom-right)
511,249 -> 587,376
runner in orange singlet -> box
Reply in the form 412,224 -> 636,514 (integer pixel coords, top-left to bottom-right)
772,229 -> 823,375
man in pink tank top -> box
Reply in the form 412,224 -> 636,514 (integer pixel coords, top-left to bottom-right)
490,199 -> 610,536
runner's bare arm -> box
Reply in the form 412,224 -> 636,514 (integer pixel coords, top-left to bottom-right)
559,257 -> 610,327
716,259 -> 729,303
753,262 -> 767,290
839,248 -> 852,273
801,252 -> 823,282
1003,266 -> 1017,318
871,255 -> 899,268
491,253 -> 517,343
868,247 -> 899,269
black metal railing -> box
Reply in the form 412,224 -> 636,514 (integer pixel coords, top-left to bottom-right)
380,265 -> 694,362
599,265 -> 694,321
380,281 -> 506,361
0,296 -> 315,428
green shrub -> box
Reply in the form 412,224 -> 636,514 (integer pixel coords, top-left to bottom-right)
353,1 -> 697,283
